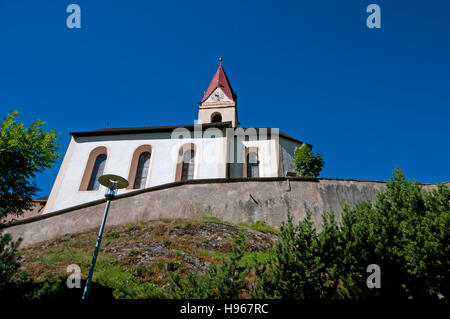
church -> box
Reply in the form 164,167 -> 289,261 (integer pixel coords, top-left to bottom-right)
44,60 -> 311,214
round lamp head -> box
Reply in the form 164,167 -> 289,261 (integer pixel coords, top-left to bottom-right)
98,174 -> 129,190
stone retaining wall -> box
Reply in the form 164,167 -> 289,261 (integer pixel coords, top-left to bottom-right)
2,177 -> 447,247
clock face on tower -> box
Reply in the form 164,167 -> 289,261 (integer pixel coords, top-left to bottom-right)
212,90 -> 224,102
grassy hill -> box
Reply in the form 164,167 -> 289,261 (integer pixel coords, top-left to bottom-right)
14,216 -> 279,299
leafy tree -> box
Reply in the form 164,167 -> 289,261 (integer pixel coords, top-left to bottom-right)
169,233 -> 249,298
292,143 -> 324,177
0,110 -> 60,219
0,110 -> 60,294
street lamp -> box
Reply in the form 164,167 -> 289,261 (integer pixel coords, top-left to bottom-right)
82,174 -> 128,300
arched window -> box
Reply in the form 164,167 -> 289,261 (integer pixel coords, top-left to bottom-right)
211,113 -> 222,123
87,154 -> 107,190
127,145 -> 152,190
133,152 -> 151,189
246,152 -> 259,178
79,146 -> 107,191
181,150 -> 195,181
175,143 -> 196,182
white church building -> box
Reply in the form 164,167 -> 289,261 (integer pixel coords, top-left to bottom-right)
44,60 -> 311,213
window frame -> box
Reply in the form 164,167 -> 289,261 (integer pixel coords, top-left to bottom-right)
127,145 -> 153,190
79,146 -> 108,191
87,153 -> 107,191
133,151 -> 151,189
246,151 -> 259,178
181,149 -> 195,181
175,143 -> 197,182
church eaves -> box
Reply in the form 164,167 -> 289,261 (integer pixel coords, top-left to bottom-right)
69,122 -> 233,137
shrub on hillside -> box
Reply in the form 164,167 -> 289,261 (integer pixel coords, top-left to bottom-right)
253,168 -> 449,299
170,168 -> 449,299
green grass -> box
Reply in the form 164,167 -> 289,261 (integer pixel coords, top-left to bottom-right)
126,223 -> 140,232
199,215 -> 225,223
127,249 -> 140,257
241,252 -> 270,265
198,250 -> 270,266
94,266 -> 164,299
106,231 -> 121,239
238,221 -> 280,235
32,249 -> 114,269
199,249 -> 227,260
31,254 -> 61,267
18,216 -> 275,299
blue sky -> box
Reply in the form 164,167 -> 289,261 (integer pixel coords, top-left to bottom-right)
1,0 -> 449,197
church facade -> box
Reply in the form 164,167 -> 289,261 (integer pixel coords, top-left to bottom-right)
44,61 -> 311,213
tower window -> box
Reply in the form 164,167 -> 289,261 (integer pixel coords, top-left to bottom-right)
181,150 -> 195,181
87,154 -> 107,190
133,152 -> 151,189
246,152 -> 259,178
211,113 -> 222,123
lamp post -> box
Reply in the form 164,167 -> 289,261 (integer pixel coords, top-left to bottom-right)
82,174 -> 128,300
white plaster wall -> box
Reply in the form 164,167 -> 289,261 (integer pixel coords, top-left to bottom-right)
198,107 -> 237,127
228,135 -> 280,179
45,133 -> 227,213
242,139 -> 279,177
279,137 -> 303,175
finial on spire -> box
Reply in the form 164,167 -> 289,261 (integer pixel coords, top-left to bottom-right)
219,57 -> 223,63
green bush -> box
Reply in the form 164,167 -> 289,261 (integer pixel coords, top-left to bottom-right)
292,143 -> 324,177
0,234 -> 22,291
253,168 -> 449,299
169,168 -> 449,299
339,168 -> 450,298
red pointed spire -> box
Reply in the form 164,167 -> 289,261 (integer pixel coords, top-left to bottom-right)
201,58 -> 236,103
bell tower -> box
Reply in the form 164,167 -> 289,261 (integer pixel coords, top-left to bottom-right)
198,58 -> 238,127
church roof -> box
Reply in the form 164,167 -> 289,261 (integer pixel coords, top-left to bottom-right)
70,122 -> 233,137
201,61 -> 236,103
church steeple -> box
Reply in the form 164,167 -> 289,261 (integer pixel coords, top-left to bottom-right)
201,58 -> 236,103
198,58 -> 238,127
